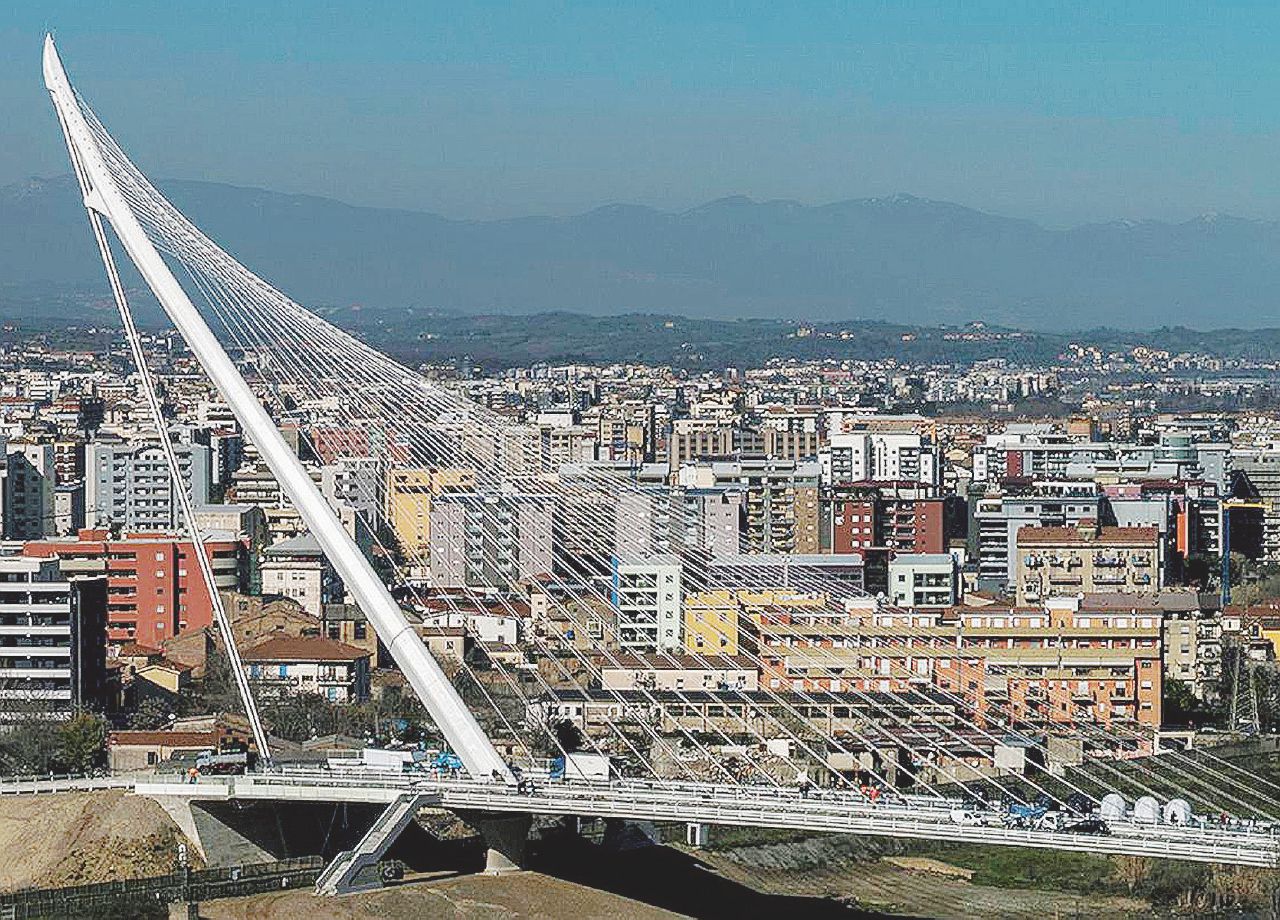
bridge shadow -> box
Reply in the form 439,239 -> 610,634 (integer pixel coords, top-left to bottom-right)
528,834 -> 911,919
193,801 -> 482,872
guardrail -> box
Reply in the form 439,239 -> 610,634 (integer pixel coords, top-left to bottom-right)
1,767 -> 1273,868
124,769 -> 1280,868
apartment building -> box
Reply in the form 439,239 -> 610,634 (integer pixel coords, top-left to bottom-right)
4,439 -> 56,539
0,554 -> 109,721
821,430 -> 940,488
888,553 -> 958,608
320,456 -> 385,531
758,596 -> 1164,729
1231,444 -> 1280,563
758,407 -> 821,462
384,466 -> 475,563
85,440 -> 212,531
680,459 -> 820,554
822,481 -> 949,555
260,534 -> 343,617
1015,521 -> 1162,605
24,529 -> 244,648
242,635 -> 370,702
970,481 -> 1102,592
611,556 -> 682,652
601,653 -> 758,691
597,401 -> 654,464
668,418 -> 736,471
428,491 -> 555,588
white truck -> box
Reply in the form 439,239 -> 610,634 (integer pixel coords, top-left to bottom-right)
551,752 -> 612,782
328,747 -> 425,773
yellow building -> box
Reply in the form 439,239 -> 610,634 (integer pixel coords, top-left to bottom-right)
682,588 -> 826,656
385,466 -> 475,561
684,590 -> 743,655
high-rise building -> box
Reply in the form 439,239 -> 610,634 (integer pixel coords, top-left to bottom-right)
85,440 -> 211,531
0,553 -> 108,722
821,431 -> 940,488
385,467 -> 476,563
821,481 -> 949,556
24,529 -> 244,648
681,459 -> 820,554
4,439 -> 56,539
611,556 -> 682,652
428,492 -> 555,588
321,456 -> 385,530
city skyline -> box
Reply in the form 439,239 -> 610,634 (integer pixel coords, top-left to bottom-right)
5,17 -> 1280,917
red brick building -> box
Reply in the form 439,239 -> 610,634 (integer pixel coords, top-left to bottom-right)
24,529 -> 245,648
823,481 -> 949,555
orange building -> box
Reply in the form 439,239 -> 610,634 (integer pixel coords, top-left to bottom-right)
24,528 -> 245,648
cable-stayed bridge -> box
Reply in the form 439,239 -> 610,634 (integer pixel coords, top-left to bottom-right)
32,34 -> 1280,887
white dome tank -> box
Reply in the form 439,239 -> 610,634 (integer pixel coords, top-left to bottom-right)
1163,798 -> 1193,826
1099,793 -> 1128,821
1133,795 -> 1161,824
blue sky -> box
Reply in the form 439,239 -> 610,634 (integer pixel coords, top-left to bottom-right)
5,1 -> 1280,224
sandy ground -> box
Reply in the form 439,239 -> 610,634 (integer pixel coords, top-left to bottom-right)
199,871 -> 686,920
0,789 -> 193,891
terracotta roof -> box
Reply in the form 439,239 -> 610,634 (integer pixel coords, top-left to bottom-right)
242,636 -> 369,662
108,730 -> 218,748
116,643 -> 163,658
1016,525 -> 1158,545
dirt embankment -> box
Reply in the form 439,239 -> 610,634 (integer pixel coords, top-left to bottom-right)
0,790 -> 196,891
200,871 -> 685,920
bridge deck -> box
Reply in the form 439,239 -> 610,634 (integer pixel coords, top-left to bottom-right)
137,771 -> 1280,868
1,771 -> 1272,867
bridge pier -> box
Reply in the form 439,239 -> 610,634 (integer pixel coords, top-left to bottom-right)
458,811 -> 531,874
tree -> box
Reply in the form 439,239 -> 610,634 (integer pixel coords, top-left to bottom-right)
127,696 -> 176,730
554,719 -> 585,754
56,713 -> 108,773
1162,678 -> 1222,729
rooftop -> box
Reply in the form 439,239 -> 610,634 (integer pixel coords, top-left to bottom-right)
242,636 -> 368,662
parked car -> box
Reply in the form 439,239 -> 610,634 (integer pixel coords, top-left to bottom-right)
1062,816 -> 1111,836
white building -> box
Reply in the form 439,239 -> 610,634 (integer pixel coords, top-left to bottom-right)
612,556 -> 682,652
601,653 -> 758,691
888,553 -> 958,608
0,554 -> 108,721
259,533 -> 342,617
85,440 -> 211,531
242,635 -> 370,702
419,610 -> 519,646
821,431 -> 939,488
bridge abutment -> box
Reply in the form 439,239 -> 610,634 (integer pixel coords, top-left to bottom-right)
458,811 -> 532,874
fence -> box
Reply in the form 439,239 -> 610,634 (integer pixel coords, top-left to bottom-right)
0,856 -> 323,919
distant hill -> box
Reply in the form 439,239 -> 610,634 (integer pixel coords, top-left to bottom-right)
3,176 -> 1280,330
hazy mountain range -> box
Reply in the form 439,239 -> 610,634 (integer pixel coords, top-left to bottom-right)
3,175 -> 1280,331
